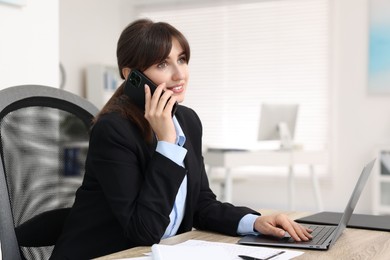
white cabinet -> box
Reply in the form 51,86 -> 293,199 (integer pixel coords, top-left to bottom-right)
372,146 -> 390,214
86,65 -> 122,108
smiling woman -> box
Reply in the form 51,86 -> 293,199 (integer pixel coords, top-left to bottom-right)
49,18 -> 312,260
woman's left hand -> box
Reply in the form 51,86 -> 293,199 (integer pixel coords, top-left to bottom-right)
253,214 -> 312,241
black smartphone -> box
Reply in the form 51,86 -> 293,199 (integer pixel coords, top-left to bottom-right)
124,69 -> 177,117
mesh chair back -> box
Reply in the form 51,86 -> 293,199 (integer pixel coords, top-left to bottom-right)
0,85 -> 99,260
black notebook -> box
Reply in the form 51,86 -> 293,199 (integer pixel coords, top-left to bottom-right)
295,211 -> 390,232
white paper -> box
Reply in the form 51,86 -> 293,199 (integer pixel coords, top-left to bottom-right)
152,243 -> 231,260
114,257 -> 151,260
175,240 -> 303,260
114,239 -> 303,260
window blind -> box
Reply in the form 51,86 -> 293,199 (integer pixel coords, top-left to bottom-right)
137,0 -> 329,150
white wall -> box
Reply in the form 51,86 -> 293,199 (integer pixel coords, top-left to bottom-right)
0,0 -> 59,89
59,0 -> 130,96
58,0 -> 390,214
327,0 -> 390,213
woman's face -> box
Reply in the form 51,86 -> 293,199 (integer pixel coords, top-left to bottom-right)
143,37 -> 189,103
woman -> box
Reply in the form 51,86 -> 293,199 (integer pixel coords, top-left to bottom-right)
51,18 -> 311,259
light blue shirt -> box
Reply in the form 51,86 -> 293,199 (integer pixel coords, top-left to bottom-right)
156,116 -> 258,238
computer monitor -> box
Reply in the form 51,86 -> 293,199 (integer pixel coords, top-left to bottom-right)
257,103 -> 299,150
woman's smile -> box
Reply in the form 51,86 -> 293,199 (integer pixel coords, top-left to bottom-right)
166,83 -> 185,94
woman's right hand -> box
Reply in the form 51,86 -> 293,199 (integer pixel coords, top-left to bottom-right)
144,83 -> 178,143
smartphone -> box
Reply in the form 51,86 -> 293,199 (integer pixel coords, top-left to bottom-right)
124,69 -> 177,117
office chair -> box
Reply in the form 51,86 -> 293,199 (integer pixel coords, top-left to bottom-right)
0,85 -> 99,260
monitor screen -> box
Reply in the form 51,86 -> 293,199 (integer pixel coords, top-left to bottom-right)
257,103 -> 299,145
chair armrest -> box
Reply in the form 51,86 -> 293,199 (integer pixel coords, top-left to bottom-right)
15,208 -> 71,247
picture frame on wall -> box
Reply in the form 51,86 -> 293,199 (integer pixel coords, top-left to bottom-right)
368,0 -> 390,94
0,0 -> 26,7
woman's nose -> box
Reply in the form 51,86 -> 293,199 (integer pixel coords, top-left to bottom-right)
172,65 -> 185,81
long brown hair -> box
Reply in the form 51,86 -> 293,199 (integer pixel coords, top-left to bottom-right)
93,18 -> 190,143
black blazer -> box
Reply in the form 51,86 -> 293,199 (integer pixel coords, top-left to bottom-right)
51,105 -> 259,259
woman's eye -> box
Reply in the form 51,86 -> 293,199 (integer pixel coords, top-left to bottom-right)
157,61 -> 168,69
178,56 -> 187,64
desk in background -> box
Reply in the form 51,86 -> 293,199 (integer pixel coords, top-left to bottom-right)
96,209 -> 390,260
203,147 -> 328,210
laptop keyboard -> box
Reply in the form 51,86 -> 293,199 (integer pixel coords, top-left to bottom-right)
283,225 -> 336,245
305,225 -> 336,245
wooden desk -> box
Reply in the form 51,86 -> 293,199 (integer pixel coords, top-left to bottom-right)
204,149 -> 327,210
96,210 -> 390,260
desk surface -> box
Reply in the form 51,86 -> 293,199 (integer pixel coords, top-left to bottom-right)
95,210 -> 390,260
204,149 -> 328,167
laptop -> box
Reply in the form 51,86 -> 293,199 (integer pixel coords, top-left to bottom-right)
238,158 -> 376,250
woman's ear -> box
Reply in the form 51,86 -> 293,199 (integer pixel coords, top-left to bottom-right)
122,68 -> 131,80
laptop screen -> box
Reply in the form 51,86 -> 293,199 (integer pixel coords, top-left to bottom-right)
329,159 -> 376,247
